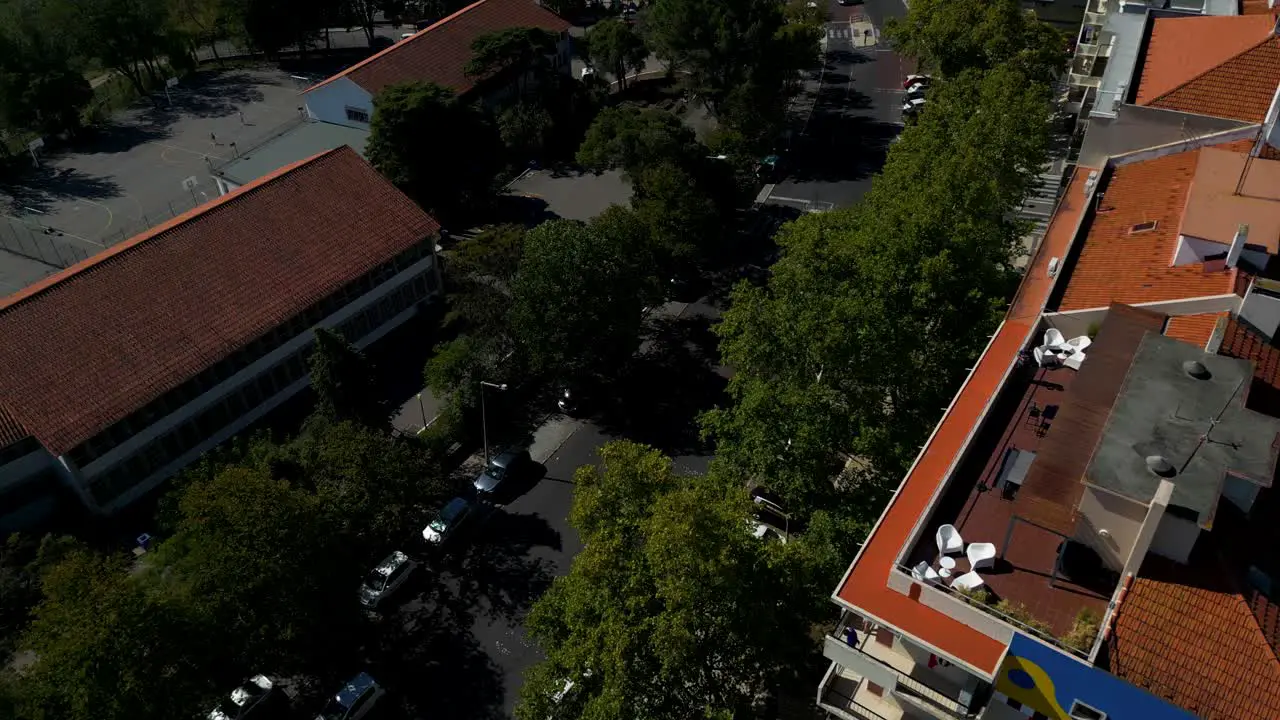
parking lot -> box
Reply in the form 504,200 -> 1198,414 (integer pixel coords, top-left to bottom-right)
0,67 -> 305,294
505,168 -> 631,222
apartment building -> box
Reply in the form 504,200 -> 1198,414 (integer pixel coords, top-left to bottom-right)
1065,1 -> 1278,137
0,146 -> 442,532
817,72 -> 1280,720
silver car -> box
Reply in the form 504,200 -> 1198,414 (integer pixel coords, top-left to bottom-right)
207,674 -> 277,720
358,551 -> 415,608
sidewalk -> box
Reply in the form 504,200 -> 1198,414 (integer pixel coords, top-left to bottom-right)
446,414 -> 585,485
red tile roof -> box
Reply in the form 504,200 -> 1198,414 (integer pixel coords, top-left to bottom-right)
1105,547 -> 1280,720
833,169 -> 1097,675
1057,149 -> 1240,311
0,405 -> 29,448
0,146 -> 439,456
1243,0 -> 1278,16
1135,14 -> 1280,123
1163,312 -> 1228,348
306,0 -> 571,97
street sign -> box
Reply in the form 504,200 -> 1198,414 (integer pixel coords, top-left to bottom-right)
181,176 -> 198,190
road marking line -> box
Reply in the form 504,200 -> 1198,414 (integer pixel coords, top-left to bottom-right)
156,142 -> 225,162
79,198 -> 114,237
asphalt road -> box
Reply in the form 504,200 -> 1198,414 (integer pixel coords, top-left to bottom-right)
770,0 -> 912,212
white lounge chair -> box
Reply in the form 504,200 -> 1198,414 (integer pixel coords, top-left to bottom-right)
951,571 -> 985,592
1063,351 -> 1085,370
967,542 -> 997,571
1065,335 -> 1092,353
911,561 -> 940,583
1043,328 -> 1066,350
936,524 -> 963,555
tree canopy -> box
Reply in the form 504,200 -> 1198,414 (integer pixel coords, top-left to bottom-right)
703,65 -> 1051,516
582,18 -> 647,91
366,80 -> 502,220
516,442 -> 841,720
575,105 -> 701,176
308,328 -> 385,428
883,0 -> 1066,81
509,216 -> 659,382
466,27 -> 559,92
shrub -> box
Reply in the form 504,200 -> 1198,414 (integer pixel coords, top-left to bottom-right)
1061,606 -> 1102,653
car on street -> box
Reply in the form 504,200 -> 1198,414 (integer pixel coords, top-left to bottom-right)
902,97 -> 927,117
358,551 -> 416,609
423,496 -> 475,544
474,448 -> 532,496
905,82 -> 929,99
208,674 -> 280,720
750,489 -> 791,544
316,672 -> 384,720
903,74 -> 932,88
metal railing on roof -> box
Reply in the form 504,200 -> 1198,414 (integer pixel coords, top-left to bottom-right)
820,681 -> 896,720
207,114 -> 309,174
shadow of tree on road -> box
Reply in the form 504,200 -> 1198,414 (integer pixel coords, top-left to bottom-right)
0,165 -> 124,215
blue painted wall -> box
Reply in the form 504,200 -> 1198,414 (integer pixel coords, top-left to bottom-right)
993,632 -> 1194,719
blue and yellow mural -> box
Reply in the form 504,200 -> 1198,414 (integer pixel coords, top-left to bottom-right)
994,633 -> 1194,720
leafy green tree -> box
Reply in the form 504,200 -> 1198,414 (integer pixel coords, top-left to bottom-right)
367,80 -> 502,220
145,465 -> 360,675
466,27 -> 559,95
291,418 -> 450,549
582,18 -> 647,91
509,217 -> 658,382
517,442 -> 832,720
498,101 -> 554,160
883,0 -> 1065,81
642,0 -> 816,140
0,41 -> 91,136
308,327 -> 385,428
632,161 -> 718,274
169,0 -> 242,65
45,0 -> 169,96
13,548 -> 210,720
0,533 -> 75,657
703,66 -> 1050,516
575,105 -> 700,176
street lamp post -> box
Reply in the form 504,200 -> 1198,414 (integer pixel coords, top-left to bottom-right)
479,380 -> 508,464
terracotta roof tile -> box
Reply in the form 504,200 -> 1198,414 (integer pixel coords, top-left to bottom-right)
307,0 -> 571,97
1164,312 -> 1228,348
0,405 -> 28,448
1105,540 -> 1280,720
834,169 -> 1097,675
1243,0 -> 1277,15
0,146 -> 440,456
1057,149 -> 1239,311
1136,14 -> 1280,123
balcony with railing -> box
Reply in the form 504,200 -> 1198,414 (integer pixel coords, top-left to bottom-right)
822,614 -> 988,720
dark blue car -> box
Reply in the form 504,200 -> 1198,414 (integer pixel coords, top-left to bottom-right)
316,672 -> 383,720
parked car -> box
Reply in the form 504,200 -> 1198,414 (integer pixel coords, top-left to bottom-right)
358,551 -> 416,609
474,448 -> 532,496
903,74 -> 932,89
316,672 -> 384,720
423,496 -> 475,544
750,490 -> 791,544
902,97 -> 927,116
208,674 -> 280,720
904,81 -> 929,98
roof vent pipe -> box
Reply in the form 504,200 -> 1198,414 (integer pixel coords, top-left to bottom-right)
1183,360 -> 1211,380
1146,455 -> 1176,477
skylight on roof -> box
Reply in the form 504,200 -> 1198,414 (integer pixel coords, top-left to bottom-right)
1129,220 -> 1158,234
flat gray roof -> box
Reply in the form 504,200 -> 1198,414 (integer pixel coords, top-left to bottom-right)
1091,11 -> 1147,119
216,120 -> 369,186
1087,333 -> 1280,526
1078,104 -> 1251,167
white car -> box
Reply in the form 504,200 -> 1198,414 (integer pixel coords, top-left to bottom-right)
902,97 -> 927,115
905,82 -> 929,98
207,674 -> 277,720
358,551 -> 415,608
423,497 -> 475,544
